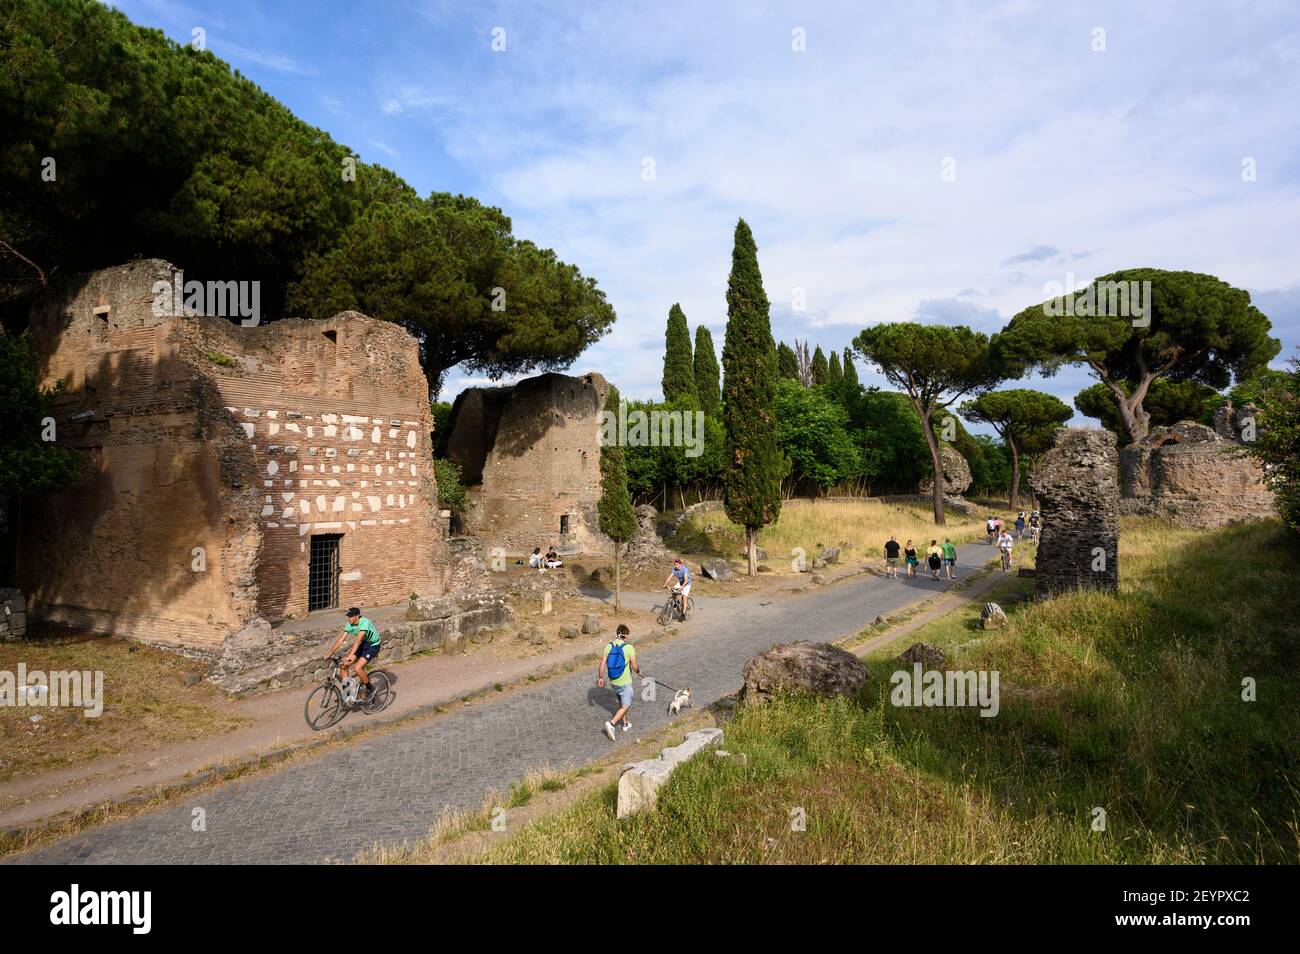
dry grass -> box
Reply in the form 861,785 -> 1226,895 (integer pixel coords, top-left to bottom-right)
0,631 -> 247,784
673,498 -> 995,574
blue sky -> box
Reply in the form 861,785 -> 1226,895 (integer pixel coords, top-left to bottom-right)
110,0 -> 1300,424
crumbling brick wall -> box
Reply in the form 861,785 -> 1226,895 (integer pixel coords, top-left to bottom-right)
1118,407 -> 1274,527
446,371 -> 611,555
1030,428 -> 1120,597
21,260 -> 447,653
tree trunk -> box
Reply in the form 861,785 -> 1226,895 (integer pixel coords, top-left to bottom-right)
614,544 -> 622,612
919,408 -> 946,526
1008,438 -> 1021,508
1100,370 -> 1155,445
746,527 -> 758,575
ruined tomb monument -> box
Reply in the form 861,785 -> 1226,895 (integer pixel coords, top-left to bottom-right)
1118,403 -> 1275,527
443,371 -> 612,555
1030,428 -> 1120,597
20,260 -> 450,655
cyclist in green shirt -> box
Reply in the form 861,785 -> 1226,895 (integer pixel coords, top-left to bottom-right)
323,607 -> 381,703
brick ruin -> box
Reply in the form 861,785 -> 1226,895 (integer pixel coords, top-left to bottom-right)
1118,404 -> 1274,527
444,371 -> 611,555
1030,428 -> 1120,597
20,260 -> 448,655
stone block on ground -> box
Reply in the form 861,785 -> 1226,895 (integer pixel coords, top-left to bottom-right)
981,602 -> 1008,630
581,613 -> 602,635
617,728 -> 723,818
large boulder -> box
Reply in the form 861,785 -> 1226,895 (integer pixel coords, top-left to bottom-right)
897,642 -> 946,668
700,559 -> 734,582
739,641 -> 867,705
918,444 -> 973,496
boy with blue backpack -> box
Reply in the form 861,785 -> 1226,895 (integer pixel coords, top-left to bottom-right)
597,624 -> 641,741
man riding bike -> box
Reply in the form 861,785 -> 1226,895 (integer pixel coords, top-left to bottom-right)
322,607 -> 381,704
663,558 -> 693,618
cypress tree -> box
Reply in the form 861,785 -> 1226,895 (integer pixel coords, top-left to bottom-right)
662,303 -> 696,403
693,324 -> 721,417
778,341 -> 799,381
812,345 -> 829,385
597,384 -> 638,611
722,218 -> 782,575
842,347 -> 860,388
828,349 -> 843,385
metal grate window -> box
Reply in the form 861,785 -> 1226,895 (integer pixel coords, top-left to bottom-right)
308,534 -> 342,612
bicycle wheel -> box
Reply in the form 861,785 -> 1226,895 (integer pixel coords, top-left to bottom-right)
304,682 -> 345,731
657,606 -> 672,626
360,670 -> 391,713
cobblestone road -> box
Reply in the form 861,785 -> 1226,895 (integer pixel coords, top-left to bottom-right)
11,548 -> 991,864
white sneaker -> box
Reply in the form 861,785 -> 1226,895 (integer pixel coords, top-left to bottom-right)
621,721 -> 631,733
603,721 -> 616,741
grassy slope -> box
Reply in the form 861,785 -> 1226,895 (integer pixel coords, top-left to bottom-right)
460,518 -> 1299,864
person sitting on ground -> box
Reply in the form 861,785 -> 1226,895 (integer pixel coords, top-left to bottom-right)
597,623 -> 641,740
904,540 -> 919,577
941,537 -> 957,580
997,529 -> 1015,570
663,557 -> 693,614
322,607 -> 381,704
883,536 -> 901,578
544,546 -> 563,569
528,547 -> 544,569
926,539 -> 943,580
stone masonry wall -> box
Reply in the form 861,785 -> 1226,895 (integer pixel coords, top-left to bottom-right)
1030,428 -> 1120,598
448,372 -> 611,555
21,261 -> 446,653
1118,408 -> 1274,527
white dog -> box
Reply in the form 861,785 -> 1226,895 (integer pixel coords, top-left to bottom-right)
668,688 -> 692,715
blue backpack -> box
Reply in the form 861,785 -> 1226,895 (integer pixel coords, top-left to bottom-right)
605,641 -> 627,680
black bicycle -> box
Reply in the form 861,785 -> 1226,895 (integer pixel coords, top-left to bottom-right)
304,653 -> 392,730
657,586 -> 692,625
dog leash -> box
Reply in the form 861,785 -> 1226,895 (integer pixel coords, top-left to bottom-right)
641,675 -> 684,694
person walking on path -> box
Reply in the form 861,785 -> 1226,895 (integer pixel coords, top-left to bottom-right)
597,624 -> 641,740
941,538 -> 958,581
926,540 -> 943,580
883,536 -> 901,578
1015,513 -> 1026,539
904,540 -> 919,578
